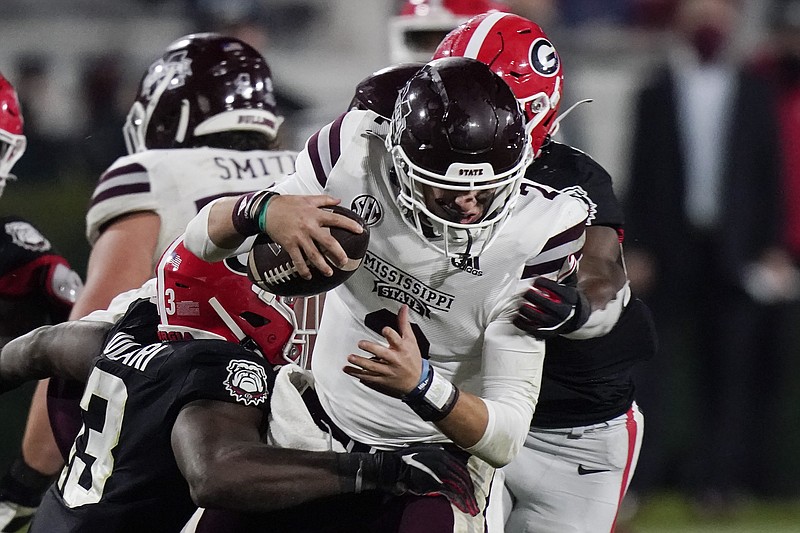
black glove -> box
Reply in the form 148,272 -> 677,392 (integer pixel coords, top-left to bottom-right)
513,277 -> 590,340
339,444 -> 479,516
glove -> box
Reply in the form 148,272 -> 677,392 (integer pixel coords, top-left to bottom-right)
378,445 -> 479,516
513,277 -> 590,340
344,444 -> 478,516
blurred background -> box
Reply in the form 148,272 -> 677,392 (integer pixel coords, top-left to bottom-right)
1,0 -> 800,531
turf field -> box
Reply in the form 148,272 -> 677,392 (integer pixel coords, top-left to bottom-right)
620,492 -> 800,533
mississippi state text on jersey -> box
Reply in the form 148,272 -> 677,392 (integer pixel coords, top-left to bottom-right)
269,109 -> 588,449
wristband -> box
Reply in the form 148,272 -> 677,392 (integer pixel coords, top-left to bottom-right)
335,453 -> 378,494
402,364 -> 459,422
405,359 -> 432,400
231,190 -> 280,237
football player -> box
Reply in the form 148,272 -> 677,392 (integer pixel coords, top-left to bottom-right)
12,32 -> 320,526
0,73 -> 83,533
434,12 -> 657,532
0,237 -> 478,533
182,56 -> 589,531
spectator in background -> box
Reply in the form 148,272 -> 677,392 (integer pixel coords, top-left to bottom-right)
624,0 -> 795,512
185,0 -> 309,148
9,57 -> 73,184
751,0 -> 800,497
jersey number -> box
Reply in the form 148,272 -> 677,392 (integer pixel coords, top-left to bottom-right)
364,308 -> 430,359
58,369 -> 128,508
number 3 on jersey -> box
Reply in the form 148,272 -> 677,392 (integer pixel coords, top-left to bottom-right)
58,369 -> 128,508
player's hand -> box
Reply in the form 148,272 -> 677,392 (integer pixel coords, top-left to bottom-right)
343,305 -> 421,397
264,195 -> 364,279
513,277 -> 590,339
376,445 -> 479,516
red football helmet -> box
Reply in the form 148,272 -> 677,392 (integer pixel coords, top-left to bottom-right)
123,32 -> 283,154
0,74 -> 27,196
434,12 -> 564,157
388,0 -> 509,63
156,237 -> 310,366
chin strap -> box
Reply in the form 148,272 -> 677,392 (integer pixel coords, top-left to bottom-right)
549,98 -> 593,138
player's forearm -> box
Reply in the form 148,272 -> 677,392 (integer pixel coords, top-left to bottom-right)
188,445 -> 350,512
577,226 -> 626,311
184,199 -> 253,262
434,390 -> 489,450
206,196 -> 244,249
0,327 -> 45,393
0,323 -> 103,392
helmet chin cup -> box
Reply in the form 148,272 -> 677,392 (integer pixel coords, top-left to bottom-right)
387,139 -> 529,258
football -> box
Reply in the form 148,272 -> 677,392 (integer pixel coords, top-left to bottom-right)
247,205 -> 370,297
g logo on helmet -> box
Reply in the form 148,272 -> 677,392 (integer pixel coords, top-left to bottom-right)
529,38 -> 559,77
224,359 -> 270,406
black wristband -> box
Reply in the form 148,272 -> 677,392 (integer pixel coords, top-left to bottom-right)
231,190 -> 280,237
335,453 -> 380,494
402,365 -> 460,422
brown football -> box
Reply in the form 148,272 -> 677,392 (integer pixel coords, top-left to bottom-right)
247,205 -> 370,297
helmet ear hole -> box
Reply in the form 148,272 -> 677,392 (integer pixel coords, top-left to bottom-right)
240,311 -> 269,328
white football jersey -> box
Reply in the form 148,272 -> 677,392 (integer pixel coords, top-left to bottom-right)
86,147 -> 297,265
272,110 -> 588,449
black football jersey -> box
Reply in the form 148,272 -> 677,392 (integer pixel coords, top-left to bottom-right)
525,140 -> 624,234
48,299 -> 161,460
526,142 -> 653,427
532,298 -> 657,427
0,215 -> 82,341
31,301 -> 276,533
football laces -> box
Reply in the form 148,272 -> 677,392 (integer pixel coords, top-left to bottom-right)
261,261 -> 300,285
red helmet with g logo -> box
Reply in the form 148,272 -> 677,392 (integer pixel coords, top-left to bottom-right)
434,12 -> 563,157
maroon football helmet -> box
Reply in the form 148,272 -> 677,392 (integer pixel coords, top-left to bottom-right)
0,74 -> 27,197
386,57 -> 530,257
349,63 -> 424,119
156,237 -> 309,366
434,12 -> 564,157
123,33 -> 283,154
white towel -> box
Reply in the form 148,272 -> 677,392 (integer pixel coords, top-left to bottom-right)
266,363 -> 345,452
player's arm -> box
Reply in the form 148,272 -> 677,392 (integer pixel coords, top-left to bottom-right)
184,112 -> 366,278
69,212 -> 160,320
578,226 -> 626,307
172,399 -> 479,514
0,321 -> 110,393
344,305 -> 541,468
185,192 -> 364,280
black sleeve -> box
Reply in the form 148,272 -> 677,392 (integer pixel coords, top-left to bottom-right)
174,341 -> 277,417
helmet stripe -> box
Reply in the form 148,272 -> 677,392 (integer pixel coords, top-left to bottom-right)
462,11 -> 509,59
156,237 -> 184,327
